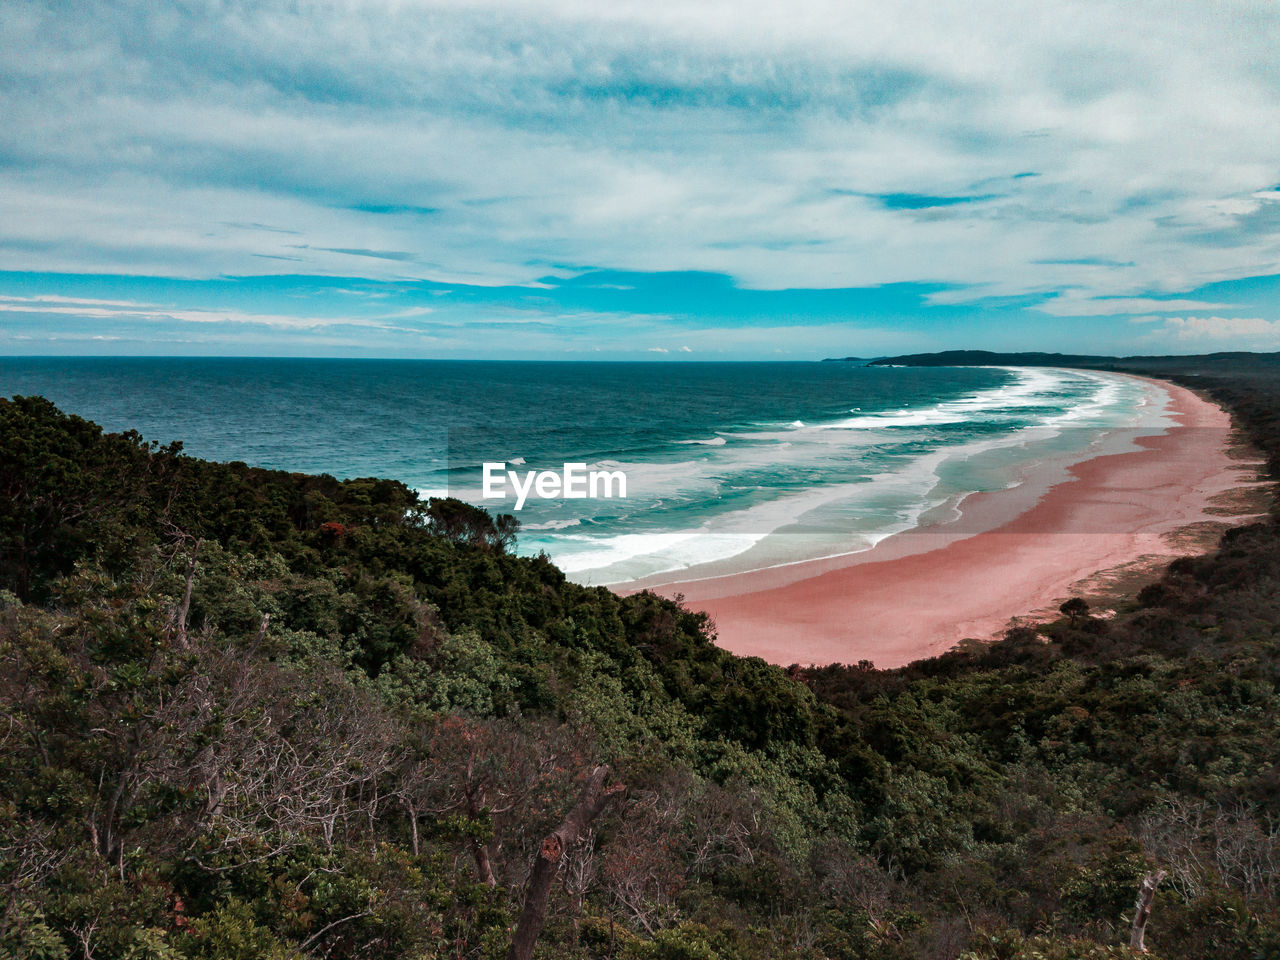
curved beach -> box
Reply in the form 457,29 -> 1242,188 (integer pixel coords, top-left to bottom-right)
643,377 -> 1266,668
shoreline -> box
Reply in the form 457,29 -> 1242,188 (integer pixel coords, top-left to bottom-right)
635,375 -> 1270,668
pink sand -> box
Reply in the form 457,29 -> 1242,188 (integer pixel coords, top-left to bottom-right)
641,378 -> 1262,668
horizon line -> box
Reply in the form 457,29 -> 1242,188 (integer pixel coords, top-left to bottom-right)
2,349 -> 1279,363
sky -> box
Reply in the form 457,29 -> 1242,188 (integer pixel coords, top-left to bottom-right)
2,0 -> 1279,359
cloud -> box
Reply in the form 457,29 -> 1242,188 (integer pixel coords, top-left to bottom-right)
1,0 -> 1280,342
1035,296 -> 1234,317
0,294 -> 154,309
1157,315 -> 1280,343
0,272 -> 946,357
314,247 -> 419,262
0,295 -> 404,331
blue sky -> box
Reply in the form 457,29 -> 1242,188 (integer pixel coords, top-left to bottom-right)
2,0 -> 1280,359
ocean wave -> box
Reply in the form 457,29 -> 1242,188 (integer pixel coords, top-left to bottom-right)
822,366 -> 1069,430
540,369 -> 1172,585
551,529 -> 734,577
522,517 -> 582,531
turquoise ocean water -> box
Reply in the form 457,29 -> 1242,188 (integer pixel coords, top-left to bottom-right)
0,359 -> 1169,585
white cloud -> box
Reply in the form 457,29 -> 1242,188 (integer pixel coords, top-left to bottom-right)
1132,314 -> 1280,350
1161,316 -> 1280,342
0,297 -> 403,332
0,0 -> 1279,308
0,294 -> 153,308
1036,296 -> 1234,317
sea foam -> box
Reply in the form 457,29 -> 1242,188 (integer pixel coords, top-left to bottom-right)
528,368 -> 1171,586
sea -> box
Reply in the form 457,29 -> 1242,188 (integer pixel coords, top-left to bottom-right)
0,358 -> 1171,586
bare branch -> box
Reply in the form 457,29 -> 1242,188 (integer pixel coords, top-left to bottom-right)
1129,869 -> 1167,953
508,765 -> 625,960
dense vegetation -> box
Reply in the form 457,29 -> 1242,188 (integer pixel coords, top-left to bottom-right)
2,354 -> 1280,960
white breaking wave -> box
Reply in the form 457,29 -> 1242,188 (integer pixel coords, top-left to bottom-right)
531,368 -> 1172,586
522,517 -> 582,531
822,366 -> 1067,430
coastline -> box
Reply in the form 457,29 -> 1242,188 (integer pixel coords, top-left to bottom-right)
637,375 -> 1270,668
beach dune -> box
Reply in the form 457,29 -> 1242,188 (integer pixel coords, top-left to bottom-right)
643,378 -> 1265,668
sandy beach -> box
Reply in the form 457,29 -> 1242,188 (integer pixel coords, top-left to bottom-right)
642,376 -> 1269,668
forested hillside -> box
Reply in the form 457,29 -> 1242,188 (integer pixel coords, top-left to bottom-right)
2,362 -> 1280,960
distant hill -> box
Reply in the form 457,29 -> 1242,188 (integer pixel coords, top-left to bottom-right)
820,355 -> 882,364
869,349 -> 1113,367
868,349 -> 1280,375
